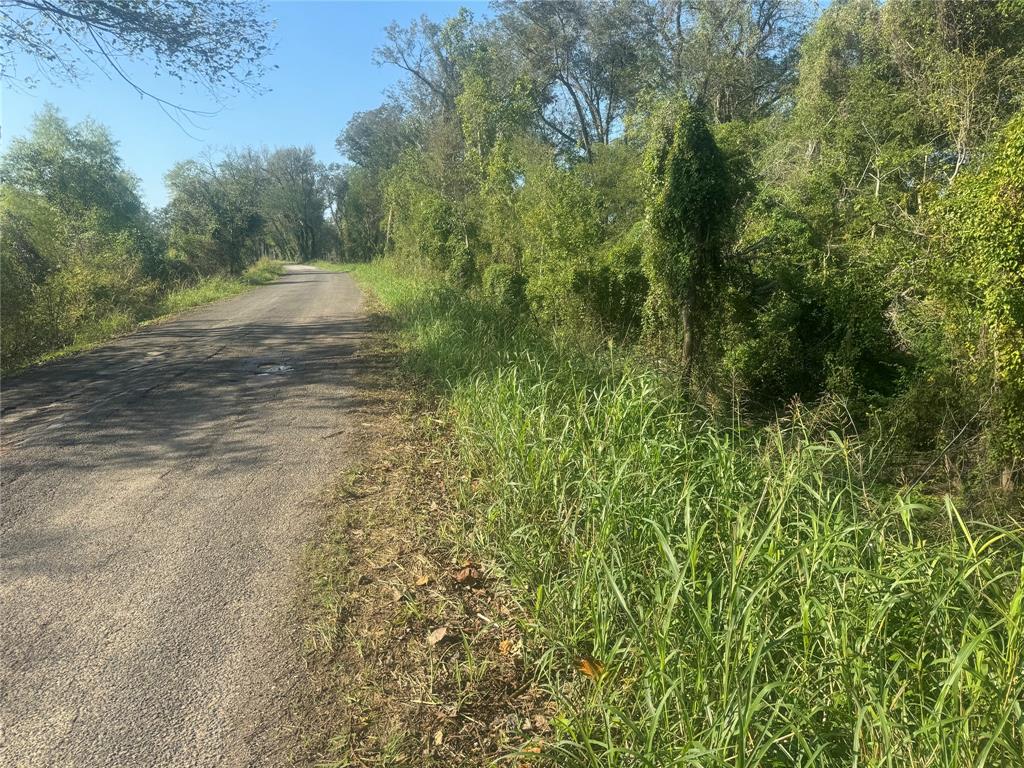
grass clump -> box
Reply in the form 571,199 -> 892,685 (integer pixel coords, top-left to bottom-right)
351,257 -> 1024,768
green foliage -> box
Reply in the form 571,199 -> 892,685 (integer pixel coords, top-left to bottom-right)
0,105 -> 147,230
328,165 -> 385,261
0,109 -> 162,371
724,196 -> 907,407
1,1 -> 273,97
516,147 -> 604,326
165,146 -> 331,272
362,0 -> 1024,481
641,100 -> 731,367
574,221 -> 648,340
938,111 -> 1024,466
481,263 -> 527,315
1,108 -> 300,373
343,5 -> 1024,764
355,257 -> 1024,768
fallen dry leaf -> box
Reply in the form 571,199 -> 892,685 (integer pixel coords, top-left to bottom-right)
415,574 -> 431,586
577,655 -> 605,679
454,565 -> 481,585
426,627 -> 449,647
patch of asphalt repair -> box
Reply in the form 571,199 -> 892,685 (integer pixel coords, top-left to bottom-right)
0,265 -> 371,767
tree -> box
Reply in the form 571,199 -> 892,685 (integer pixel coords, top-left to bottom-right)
0,1 -> 274,105
0,108 -> 159,369
940,110 -> 1024,481
651,0 -> 808,123
164,153 -> 266,276
496,0 -> 658,159
337,103 -> 417,176
373,9 -> 477,118
642,100 -> 731,372
327,165 -> 385,261
262,147 -> 329,262
0,105 -> 145,231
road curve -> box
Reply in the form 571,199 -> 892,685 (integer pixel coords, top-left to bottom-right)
1,265 -> 366,767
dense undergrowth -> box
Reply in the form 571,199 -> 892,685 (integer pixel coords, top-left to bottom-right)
349,257 -> 1024,767
2,106 -> 333,375
2,258 -> 283,374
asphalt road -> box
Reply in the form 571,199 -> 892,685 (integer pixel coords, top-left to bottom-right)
1,265 -> 367,767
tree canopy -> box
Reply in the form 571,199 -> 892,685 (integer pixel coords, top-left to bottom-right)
0,1 -> 275,103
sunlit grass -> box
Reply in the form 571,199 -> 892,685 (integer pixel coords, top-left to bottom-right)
153,259 -> 284,315
352,256 -> 1024,767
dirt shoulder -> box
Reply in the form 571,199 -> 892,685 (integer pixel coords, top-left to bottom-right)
290,316 -> 550,766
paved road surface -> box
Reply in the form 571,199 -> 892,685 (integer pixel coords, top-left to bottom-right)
1,265 -> 366,766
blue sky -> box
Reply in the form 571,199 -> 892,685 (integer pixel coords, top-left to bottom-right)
0,1 -> 485,208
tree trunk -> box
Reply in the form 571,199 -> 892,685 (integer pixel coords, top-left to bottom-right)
1001,466 -> 1017,493
680,279 -> 697,376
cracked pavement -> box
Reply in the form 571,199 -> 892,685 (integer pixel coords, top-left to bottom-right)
1,265 -> 368,767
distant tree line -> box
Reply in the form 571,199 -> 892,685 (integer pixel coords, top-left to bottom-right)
332,0 -> 1024,492
0,106 -> 335,370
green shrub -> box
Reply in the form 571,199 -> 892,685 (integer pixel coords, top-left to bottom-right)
573,221 -> 648,340
940,111 -> 1024,469
481,263 -> 527,315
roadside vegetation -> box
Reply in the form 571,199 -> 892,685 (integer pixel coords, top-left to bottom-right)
0,107 -> 334,374
318,0 -> 1024,764
1,0 -> 1021,764
344,256 -> 1023,766
17,259 -> 284,372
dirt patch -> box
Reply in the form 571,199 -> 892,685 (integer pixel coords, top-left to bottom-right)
288,320 -> 549,766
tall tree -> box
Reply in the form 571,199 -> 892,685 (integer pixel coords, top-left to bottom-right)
164,152 -> 267,275
262,147 -> 329,262
496,0 -> 657,159
337,103 -> 417,175
642,100 -> 731,371
652,0 -> 808,123
0,105 -> 145,231
373,9 -> 477,118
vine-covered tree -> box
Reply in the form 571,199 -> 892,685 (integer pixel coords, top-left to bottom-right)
642,100 -> 731,371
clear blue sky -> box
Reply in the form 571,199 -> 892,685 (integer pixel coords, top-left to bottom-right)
0,1 -> 485,208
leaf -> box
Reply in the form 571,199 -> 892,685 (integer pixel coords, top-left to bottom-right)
426,626 -> 449,646
415,574 -> 431,586
577,655 -> 605,679
454,564 -> 481,585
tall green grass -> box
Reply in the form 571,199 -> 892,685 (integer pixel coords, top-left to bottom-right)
351,258 -> 1024,767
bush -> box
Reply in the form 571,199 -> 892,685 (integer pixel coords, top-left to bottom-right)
481,263 -> 526,315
